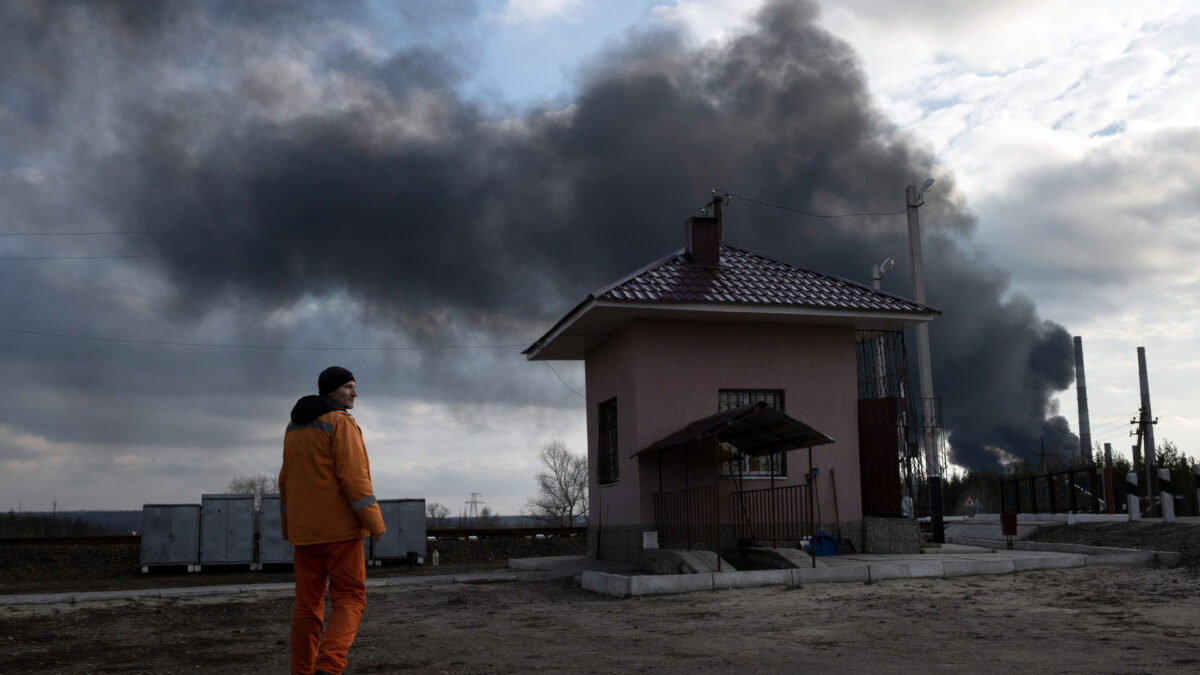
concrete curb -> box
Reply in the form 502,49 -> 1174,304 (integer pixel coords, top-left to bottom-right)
970,513 -> 1133,525
579,553 -> 1091,598
713,569 -> 793,589
577,538 -> 1189,598
947,535 -> 1181,567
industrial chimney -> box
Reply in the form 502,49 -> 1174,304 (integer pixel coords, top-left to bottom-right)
1073,336 -> 1091,462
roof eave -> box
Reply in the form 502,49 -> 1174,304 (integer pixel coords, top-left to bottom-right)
525,298 -> 939,361
522,296 -> 597,361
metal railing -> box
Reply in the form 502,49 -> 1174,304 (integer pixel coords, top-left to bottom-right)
652,482 -> 814,553
733,483 -> 813,547
653,485 -> 719,552
1000,468 -> 1104,514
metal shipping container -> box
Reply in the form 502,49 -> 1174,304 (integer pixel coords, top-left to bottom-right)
199,493 -> 255,567
259,493 -> 293,565
371,498 -> 427,563
140,503 -> 201,572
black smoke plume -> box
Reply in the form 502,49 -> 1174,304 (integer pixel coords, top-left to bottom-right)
2,0 -> 1077,469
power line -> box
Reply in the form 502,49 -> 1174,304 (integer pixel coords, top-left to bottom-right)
726,192 -> 906,219
543,361 -> 591,402
0,209 -> 681,261
1089,414 -> 1138,433
1092,423 -> 1140,445
1087,411 -> 1141,434
2,324 -> 600,403
0,326 -> 529,352
0,253 -> 171,261
0,209 -> 678,238
0,233 -> 464,261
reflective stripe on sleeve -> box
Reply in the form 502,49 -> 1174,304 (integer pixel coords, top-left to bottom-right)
351,494 -> 377,511
286,420 -> 335,434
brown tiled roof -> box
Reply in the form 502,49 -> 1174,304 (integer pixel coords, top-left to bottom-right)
595,243 -> 933,314
523,242 -> 938,359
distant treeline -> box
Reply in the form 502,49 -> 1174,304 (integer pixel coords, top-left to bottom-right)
1,510 -> 141,538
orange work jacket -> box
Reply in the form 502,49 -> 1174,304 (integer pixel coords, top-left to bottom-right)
279,396 -> 385,545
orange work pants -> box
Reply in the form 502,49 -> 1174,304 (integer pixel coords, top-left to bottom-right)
290,538 -> 367,675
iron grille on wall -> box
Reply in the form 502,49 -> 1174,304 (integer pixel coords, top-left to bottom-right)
855,330 -> 909,399
718,390 -> 786,477
597,398 -> 619,484
855,330 -> 945,517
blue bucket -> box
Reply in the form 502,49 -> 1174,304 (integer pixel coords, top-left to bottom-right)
811,531 -> 838,556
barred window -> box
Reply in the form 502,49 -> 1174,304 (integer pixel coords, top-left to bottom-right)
718,389 -> 786,478
597,398 -> 619,485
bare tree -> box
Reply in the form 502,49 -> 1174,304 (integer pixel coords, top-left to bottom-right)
227,473 -> 278,495
525,440 -> 588,527
426,502 -> 450,528
477,505 -> 501,528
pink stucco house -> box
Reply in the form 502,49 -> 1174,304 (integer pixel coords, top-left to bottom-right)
525,215 -> 938,565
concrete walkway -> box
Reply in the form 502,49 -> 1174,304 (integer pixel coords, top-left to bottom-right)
1,538 -> 1181,605
578,541 -> 1179,597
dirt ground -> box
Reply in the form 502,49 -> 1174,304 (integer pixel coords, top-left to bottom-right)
0,536 -> 586,596
3,525 -> 1200,674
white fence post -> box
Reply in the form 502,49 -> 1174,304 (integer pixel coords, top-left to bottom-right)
1127,472 -> 1140,521
1159,467 -> 1175,523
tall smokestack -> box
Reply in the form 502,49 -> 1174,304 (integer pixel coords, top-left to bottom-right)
1073,336 -> 1091,462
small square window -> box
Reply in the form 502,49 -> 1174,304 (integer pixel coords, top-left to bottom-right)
718,390 -> 786,478
597,398 -> 619,484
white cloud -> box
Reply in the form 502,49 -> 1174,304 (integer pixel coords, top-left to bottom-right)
820,1 -> 1200,463
500,0 -> 592,25
358,398 -> 587,514
650,0 -> 761,45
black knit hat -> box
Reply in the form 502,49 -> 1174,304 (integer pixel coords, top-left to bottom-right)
318,366 -> 356,396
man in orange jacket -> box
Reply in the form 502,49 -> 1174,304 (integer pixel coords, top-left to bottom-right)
279,366 -> 386,675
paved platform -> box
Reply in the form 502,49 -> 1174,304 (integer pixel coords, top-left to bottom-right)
1,540 -> 1180,605
577,541 -> 1181,598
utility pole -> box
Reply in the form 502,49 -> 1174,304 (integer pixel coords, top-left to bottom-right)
1137,347 -> 1158,516
1103,443 -> 1115,514
1035,436 -> 1053,473
869,258 -> 895,399
705,190 -> 728,238
906,181 -> 944,542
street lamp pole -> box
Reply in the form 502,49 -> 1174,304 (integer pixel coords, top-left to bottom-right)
907,180 -> 944,543
870,257 -> 893,291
